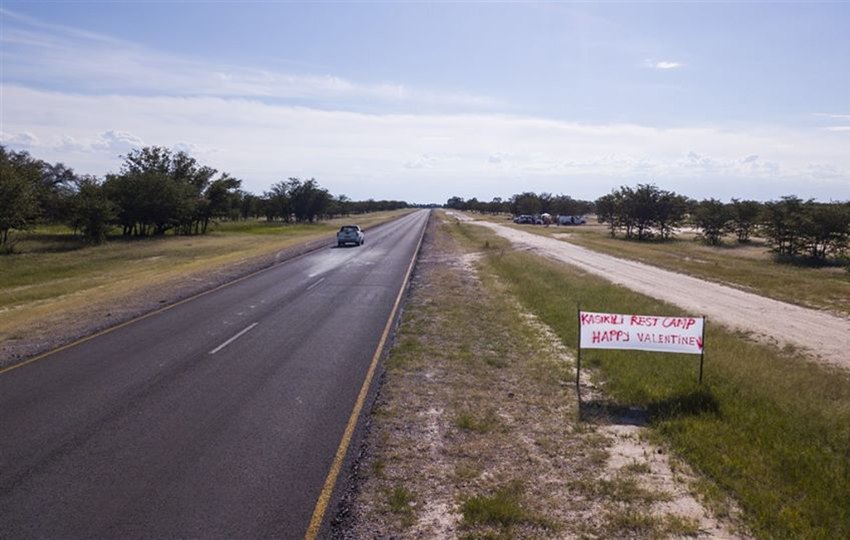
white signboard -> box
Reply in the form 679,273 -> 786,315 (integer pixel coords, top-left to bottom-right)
579,311 -> 704,355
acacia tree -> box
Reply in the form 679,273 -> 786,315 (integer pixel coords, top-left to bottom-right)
69,176 -> 115,244
595,184 -> 685,240
762,196 -> 805,256
628,184 -> 662,240
797,201 -> 849,261
510,192 -> 542,215
196,174 -> 242,233
104,146 -> 233,236
656,191 -> 690,240
595,192 -> 620,237
730,199 -> 762,243
263,180 -> 293,221
693,198 -> 732,245
0,147 -> 41,253
288,178 -> 331,222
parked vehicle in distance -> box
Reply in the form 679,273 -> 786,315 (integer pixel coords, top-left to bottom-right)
337,225 -> 365,246
557,215 -> 587,226
513,214 -> 544,225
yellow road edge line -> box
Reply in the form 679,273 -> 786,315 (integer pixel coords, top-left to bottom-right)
0,213 -> 416,377
304,211 -> 429,540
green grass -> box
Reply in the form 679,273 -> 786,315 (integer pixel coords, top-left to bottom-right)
456,222 -> 850,539
386,484 -> 418,527
454,409 -> 499,434
470,213 -> 850,317
387,485 -> 416,513
460,482 -> 536,529
569,476 -> 669,505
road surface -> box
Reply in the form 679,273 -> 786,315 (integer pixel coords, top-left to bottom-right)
0,209 -> 430,539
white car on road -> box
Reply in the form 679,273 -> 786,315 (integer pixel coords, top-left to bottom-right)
337,225 -> 365,247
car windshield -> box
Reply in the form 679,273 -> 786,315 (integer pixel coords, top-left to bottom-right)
340,226 -> 358,232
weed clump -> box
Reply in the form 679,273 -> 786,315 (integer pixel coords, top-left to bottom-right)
460,482 -> 530,529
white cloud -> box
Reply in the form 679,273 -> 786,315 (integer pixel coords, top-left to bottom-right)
0,130 -> 38,146
813,113 -> 850,121
654,61 -> 682,70
0,8 -> 499,111
51,130 -> 144,155
404,154 -> 437,169
2,85 -> 848,202
645,60 -> 682,70
825,126 -> 850,132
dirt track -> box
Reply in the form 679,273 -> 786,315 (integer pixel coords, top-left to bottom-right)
458,215 -> 850,370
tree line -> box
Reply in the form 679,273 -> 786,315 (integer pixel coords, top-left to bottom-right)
596,184 -> 849,263
446,184 -> 850,264
0,145 -> 407,252
446,192 -> 594,217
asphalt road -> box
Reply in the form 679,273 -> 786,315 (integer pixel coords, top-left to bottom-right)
0,209 -> 430,539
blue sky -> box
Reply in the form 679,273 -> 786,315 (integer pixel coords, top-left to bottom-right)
1,2 -> 848,202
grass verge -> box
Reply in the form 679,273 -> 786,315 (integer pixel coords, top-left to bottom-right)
455,221 -> 850,539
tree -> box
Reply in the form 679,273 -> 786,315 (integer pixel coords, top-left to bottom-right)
655,191 -> 690,240
287,178 -> 331,222
595,193 -> 620,237
693,199 -> 731,246
627,184 -> 662,240
798,201 -> 850,262
510,192 -> 542,215
445,196 -> 465,210
103,146 -> 220,236
762,196 -> 805,256
198,174 -> 242,233
264,180 -> 293,221
37,162 -> 78,224
0,147 -> 42,253
239,192 -> 261,220
69,176 -> 115,244
730,199 -> 762,243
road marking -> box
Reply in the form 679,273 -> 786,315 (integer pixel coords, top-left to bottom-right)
0,212 -> 418,377
208,323 -> 258,355
305,211 -> 429,540
306,277 -> 326,291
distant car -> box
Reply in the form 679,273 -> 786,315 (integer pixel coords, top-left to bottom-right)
557,215 -> 587,226
513,214 -> 545,225
337,225 -> 365,247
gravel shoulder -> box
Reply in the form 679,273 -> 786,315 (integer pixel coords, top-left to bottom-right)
463,216 -> 850,370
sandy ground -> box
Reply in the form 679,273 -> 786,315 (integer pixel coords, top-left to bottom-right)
448,212 -> 850,370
